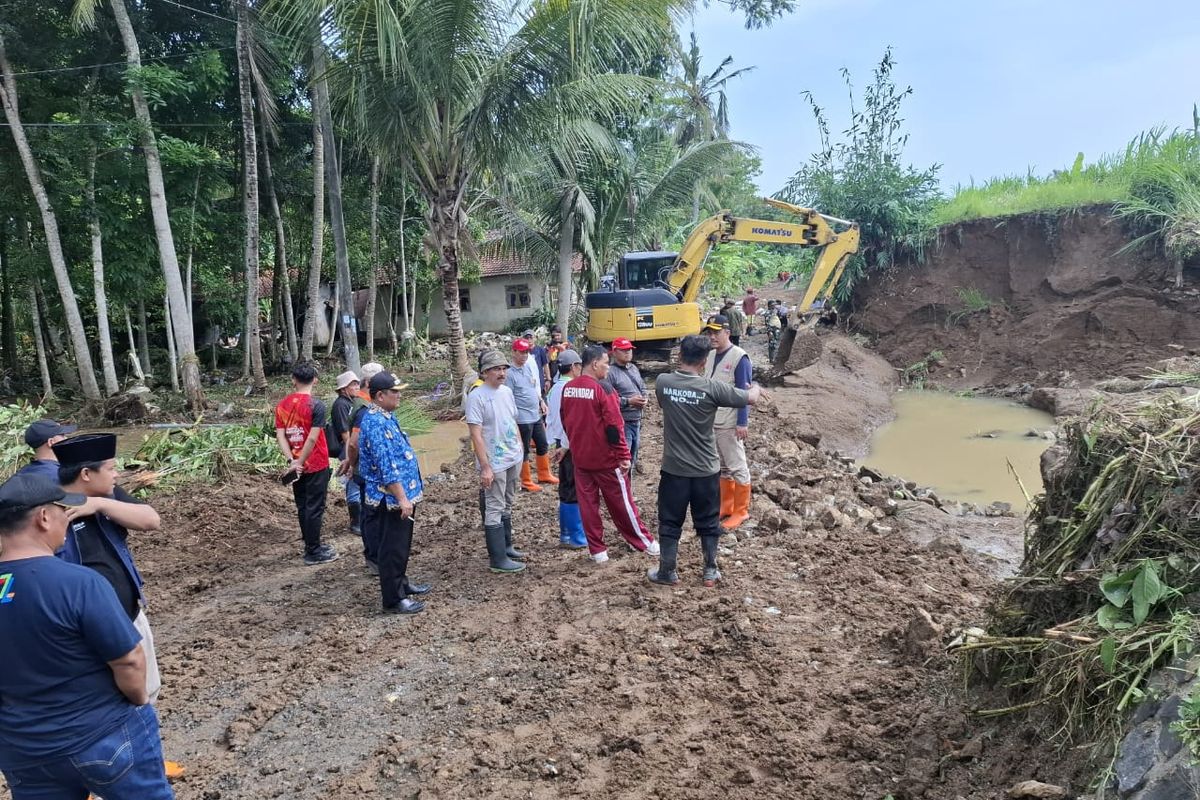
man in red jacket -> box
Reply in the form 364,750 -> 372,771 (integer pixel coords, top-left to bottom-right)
560,345 -> 657,563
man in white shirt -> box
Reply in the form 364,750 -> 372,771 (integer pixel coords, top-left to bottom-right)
464,350 -> 527,574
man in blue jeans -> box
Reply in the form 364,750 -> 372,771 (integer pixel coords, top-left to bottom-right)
0,473 -> 174,799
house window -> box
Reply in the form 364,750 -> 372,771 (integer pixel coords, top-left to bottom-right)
459,288 -> 472,313
505,283 -> 531,310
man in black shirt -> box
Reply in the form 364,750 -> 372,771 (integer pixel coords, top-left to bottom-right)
331,370 -> 362,534
53,434 -> 164,702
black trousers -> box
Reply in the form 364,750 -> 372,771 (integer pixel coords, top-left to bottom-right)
557,448 -> 577,504
365,501 -> 415,608
292,467 -> 330,551
657,471 -> 721,542
518,421 -> 549,458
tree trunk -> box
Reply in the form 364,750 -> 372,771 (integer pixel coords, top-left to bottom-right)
300,110 -> 324,363
258,97 -> 297,362
0,33 -> 101,399
107,0 -> 203,411
86,146 -> 120,396
427,192 -> 470,377
136,298 -> 152,377
367,155 -> 380,360
324,276 -> 338,357
311,43 -> 360,372
124,309 -> 145,383
237,0 -> 267,391
164,292 -> 179,391
556,201 -> 575,333
0,219 -> 16,375
183,137 -> 204,348
28,286 -> 53,399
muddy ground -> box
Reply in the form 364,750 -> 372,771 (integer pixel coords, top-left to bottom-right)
9,331 -> 1098,800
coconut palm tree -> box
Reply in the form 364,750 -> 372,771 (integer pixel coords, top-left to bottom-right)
268,0 -> 674,378
72,0 -> 205,411
667,32 -> 754,149
0,33 -> 102,400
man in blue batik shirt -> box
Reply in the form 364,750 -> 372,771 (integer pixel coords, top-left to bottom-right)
358,371 -> 430,616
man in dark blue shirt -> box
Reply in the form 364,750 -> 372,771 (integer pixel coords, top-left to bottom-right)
14,418 -> 77,482
0,473 -> 174,799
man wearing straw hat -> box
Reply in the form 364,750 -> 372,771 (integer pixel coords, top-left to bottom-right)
331,369 -> 363,535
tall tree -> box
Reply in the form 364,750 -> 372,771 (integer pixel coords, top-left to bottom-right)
86,145 -> 120,396
0,32 -> 102,400
311,41 -> 360,373
236,0 -> 267,390
367,155 -> 380,360
273,0 -> 674,378
301,111 -> 324,362
73,0 -> 205,411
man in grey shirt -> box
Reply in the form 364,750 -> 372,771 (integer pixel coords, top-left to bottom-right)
606,337 -> 648,471
648,335 -> 765,588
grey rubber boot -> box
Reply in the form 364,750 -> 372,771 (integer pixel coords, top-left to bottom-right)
646,536 -> 679,586
701,535 -> 722,586
501,515 -> 525,561
485,524 -> 526,574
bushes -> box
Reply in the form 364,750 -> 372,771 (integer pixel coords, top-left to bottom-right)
774,49 -> 940,302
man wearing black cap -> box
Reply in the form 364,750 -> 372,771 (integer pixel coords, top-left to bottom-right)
0,474 -> 174,799
15,418 -> 78,481
357,371 -> 430,615
54,433 -> 165,703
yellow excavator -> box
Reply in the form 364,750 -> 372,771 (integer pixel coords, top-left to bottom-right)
584,198 -> 860,370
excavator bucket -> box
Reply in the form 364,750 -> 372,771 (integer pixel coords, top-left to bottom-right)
771,327 -> 823,373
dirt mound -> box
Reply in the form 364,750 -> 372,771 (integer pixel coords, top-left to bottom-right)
3,370 -> 1085,800
851,206 -> 1200,388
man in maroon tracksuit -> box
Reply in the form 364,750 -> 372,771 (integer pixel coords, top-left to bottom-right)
560,345 -> 658,564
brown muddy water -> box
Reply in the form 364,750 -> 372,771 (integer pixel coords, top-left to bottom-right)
863,390 -> 1054,510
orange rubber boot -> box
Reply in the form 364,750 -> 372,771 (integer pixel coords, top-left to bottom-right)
719,477 -> 735,520
536,453 -> 560,485
722,482 -> 751,529
520,461 -> 542,492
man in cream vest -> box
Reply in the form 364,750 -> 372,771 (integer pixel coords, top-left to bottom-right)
703,314 -> 754,529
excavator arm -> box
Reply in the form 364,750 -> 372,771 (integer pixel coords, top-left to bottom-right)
666,198 -> 860,309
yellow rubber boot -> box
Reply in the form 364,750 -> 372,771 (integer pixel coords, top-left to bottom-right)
520,461 -> 542,492
722,482 -> 751,529
536,453 -> 560,485
719,477 -> 735,520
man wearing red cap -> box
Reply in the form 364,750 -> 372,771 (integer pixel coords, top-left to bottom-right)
505,337 -> 557,492
560,345 -> 657,563
606,337 -> 648,473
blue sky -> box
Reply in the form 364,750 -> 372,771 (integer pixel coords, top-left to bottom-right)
690,0 -> 1200,194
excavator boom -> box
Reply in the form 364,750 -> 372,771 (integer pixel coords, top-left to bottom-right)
584,198 -> 859,357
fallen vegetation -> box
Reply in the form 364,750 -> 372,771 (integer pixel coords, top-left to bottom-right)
959,397 -> 1200,756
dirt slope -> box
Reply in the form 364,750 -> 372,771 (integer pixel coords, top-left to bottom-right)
851,206 -> 1200,387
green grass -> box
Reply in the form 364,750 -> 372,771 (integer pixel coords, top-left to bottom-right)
931,121 -> 1200,227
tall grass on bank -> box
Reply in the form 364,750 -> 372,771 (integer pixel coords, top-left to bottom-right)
932,119 -> 1200,226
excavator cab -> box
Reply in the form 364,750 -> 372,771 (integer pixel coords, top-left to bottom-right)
585,251 -> 703,358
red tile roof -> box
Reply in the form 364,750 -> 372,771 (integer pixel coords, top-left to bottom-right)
480,252 -> 583,278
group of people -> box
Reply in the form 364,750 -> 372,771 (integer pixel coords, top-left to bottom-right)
720,288 -> 793,363
0,313 -> 770,798
0,422 -> 180,797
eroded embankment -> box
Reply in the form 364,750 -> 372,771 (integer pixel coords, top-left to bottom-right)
851,206 -> 1200,388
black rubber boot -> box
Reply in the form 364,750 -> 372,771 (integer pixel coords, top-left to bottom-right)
485,524 -> 526,574
701,535 -> 722,587
647,536 -> 679,586
501,515 -> 525,561
348,502 -> 362,534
